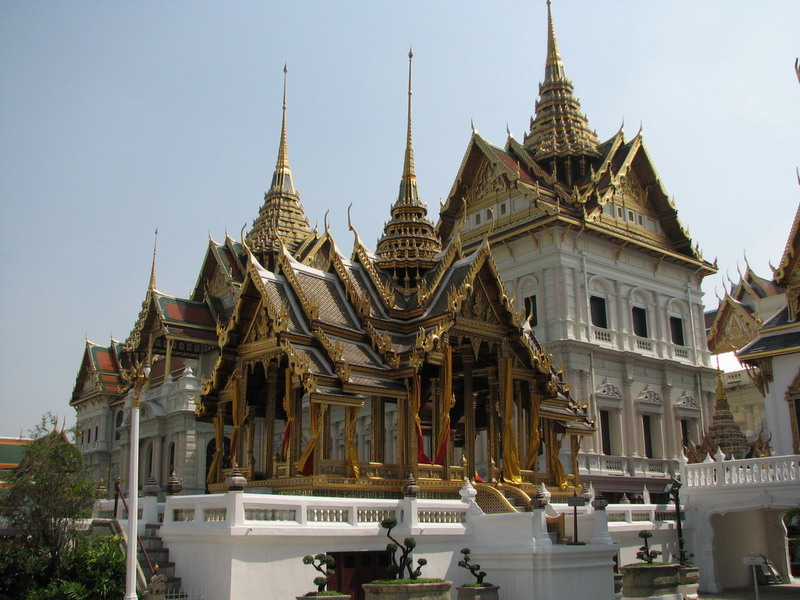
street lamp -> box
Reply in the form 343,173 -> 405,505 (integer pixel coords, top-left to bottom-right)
664,477 -> 686,565
124,359 -> 150,600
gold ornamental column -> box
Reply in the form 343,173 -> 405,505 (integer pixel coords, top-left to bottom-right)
462,347 -> 476,480
264,361 -> 277,478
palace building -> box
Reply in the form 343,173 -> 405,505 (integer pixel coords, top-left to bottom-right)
72,48 -> 593,501
437,2 -> 718,496
71,2 -> 721,503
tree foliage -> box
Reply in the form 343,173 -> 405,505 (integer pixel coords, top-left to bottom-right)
1,414 -> 96,572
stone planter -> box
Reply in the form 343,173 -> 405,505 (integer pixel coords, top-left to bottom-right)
620,564 -> 681,599
296,595 -> 351,600
362,581 -> 452,600
456,584 -> 500,600
678,566 -> 700,600
613,573 -> 624,600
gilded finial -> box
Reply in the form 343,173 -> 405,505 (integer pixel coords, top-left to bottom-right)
347,203 -> 354,232
276,64 -> 290,173
324,210 -> 330,234
149,228 -> 158,291
470,119 -> 477,134
402,47 -> 415,181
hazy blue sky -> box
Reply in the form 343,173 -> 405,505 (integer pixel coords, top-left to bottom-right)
1,1 -> 797,437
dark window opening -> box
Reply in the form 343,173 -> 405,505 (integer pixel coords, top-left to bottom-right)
590,295 -> 608,328
600,410 -> 612,455
670,316 -> 685,346
642,415 -> 654,459
632,306 -> 648,337
524,295 -> 538,327
680,419 -> 690,449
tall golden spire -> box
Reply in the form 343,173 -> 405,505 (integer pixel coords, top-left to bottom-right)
401,48 -> 416,196
375,50 -> 442,292
247,65 -> 311,261
523,0 -> 599,159
149,228 -> 158,291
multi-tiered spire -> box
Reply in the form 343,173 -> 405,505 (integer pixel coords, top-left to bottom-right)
374,50 -> 441,292
247,65 -> 312,262
523,0 -> 599,162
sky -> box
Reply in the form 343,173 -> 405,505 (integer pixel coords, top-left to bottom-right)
0,1 -> 797,438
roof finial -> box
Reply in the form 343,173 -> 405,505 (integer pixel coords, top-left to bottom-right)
402,48 -> 415,181
545,0 -> 564,83
149,228 -> 158,291
276,64 -> 290,172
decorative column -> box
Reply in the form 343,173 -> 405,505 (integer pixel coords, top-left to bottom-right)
264,361 -> 277,478
151,435 -> 163,484
487,368 -> 499,482
577,368 -> 596,453
371,396 -> 384,463
462,347 -> 476,480
589,493 -> 613,545
622,372 -> 638,458
662,380 -> 677,459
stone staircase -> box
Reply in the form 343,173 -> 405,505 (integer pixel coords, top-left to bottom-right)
139,522 -> 184,595
90,518 -> 185,597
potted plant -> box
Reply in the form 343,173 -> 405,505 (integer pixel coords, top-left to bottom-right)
676,545 -> 699,600
620,531 -> 680,599
456,548 -> 499,600
362,517 -> 451,600
296,553 -> 350,599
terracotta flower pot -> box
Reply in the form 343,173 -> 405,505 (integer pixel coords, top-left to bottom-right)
362,581 -> 452,600
456,584 -> 500,600
620,564 -> 680,599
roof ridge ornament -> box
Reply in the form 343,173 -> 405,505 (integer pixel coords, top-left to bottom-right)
149,228 -> 158,291
523,1 -> 599,159
246,64 -> 313,261
374,49 -> 442,291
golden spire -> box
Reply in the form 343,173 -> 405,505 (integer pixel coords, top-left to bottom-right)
524,0 -> 599,159
149,228 -> 158,291
375,50 -> 441,293
402,48 -> 416,188
247,64 -> 312,262
271,64 -> 293,194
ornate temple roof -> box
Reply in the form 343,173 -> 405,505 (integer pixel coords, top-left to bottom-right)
436,2 -> 714,276
246,66 -> 315,262
522,0 -> 600,160
70,339 -> 126,405
374,50 -> 442,291
707,371 -> 750,459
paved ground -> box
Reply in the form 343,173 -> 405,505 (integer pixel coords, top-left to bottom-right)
700,583 -> 800,599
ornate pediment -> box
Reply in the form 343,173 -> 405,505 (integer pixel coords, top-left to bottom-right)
595,382 -> 622,399
708,297 -> 760,353
470,157 -> 511,207
243,308 -> 271,345
617,173 -> 649,212
458,284 -> 500,325
638,387 -> 662,405
676,392 -> 698,409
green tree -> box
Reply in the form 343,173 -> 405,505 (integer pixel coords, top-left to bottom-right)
1,414 -> 96,573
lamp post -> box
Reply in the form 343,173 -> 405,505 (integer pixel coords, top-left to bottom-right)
124,359 -> 150,600
664,477 -> 685,565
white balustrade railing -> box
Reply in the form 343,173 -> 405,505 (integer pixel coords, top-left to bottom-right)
682,455 -> 800,490
158,493 -> 468,531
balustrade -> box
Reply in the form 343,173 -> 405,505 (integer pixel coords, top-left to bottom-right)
683,455 -> 799,490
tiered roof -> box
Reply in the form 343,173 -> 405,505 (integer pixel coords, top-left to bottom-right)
70,340 -> 126,406
437,2 -> 715,276
523,0 -> 600,160
375,50 -> 442,292
246,66 -> 316,264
